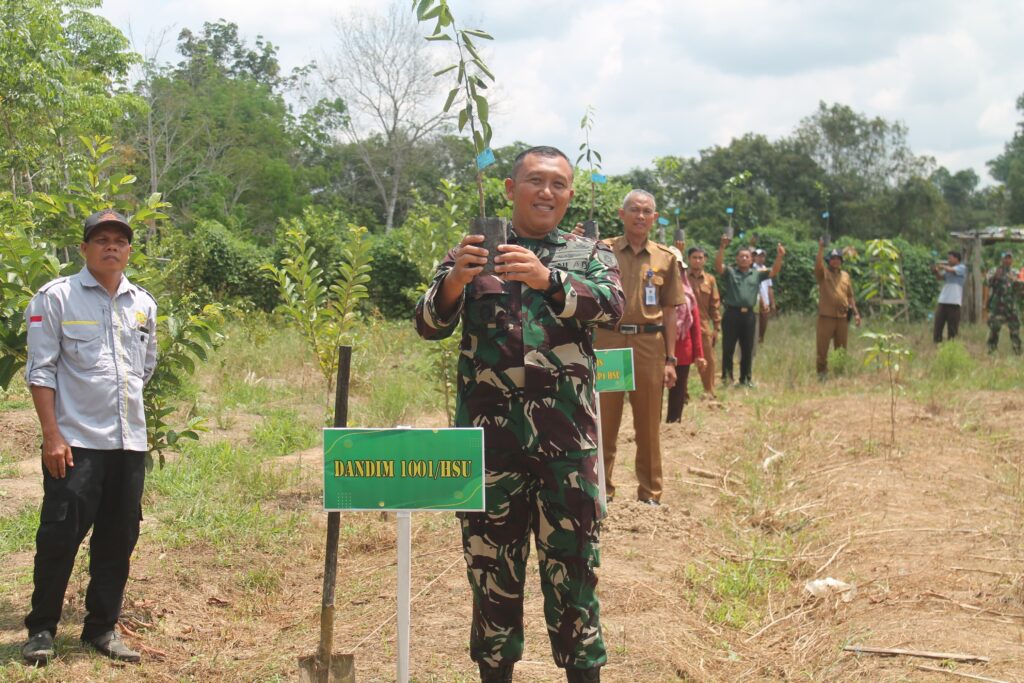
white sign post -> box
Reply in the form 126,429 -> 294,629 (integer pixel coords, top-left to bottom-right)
594,348 -> 636,518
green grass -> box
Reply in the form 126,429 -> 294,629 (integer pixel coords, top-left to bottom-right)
680,551 -> 791,630
0,452 -> 20,479
145,439 -> 306,552
0,384 -> 31,411
742,312 -> 1024,399
251,408 -> 320,456
0,504 -> 38,557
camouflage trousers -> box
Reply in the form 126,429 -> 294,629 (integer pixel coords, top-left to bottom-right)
987,314 -> 1021,354
458,448 -> 606,670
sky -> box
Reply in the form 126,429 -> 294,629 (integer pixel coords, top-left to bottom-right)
96,0 -> 1024,183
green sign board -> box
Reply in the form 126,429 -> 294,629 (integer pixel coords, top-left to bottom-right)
323,428 -> 484,511
595,348 -> 635,392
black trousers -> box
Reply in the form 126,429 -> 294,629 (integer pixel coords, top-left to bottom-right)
25,447 -> 146,640
933,303 -> 961,342
665,365 -> 691,423
721,307 -> 756,383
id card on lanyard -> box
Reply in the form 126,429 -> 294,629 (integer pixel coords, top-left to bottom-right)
644,268 -> 657,306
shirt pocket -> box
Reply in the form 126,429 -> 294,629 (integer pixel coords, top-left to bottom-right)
121,324 -> 148,376
60,322 -> 103,370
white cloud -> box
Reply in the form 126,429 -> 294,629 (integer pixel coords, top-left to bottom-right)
94,0 -> 1024,182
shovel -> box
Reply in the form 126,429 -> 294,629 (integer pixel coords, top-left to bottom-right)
299,347 -> 356,683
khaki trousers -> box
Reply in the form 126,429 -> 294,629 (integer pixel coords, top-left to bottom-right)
595,329 -> 665,502
816,315 -> 849,374
696,330 -> 716,395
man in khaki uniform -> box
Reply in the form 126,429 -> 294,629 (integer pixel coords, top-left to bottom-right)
686,247 -> 721,398
815,240 -> 860,378
596,190 -> 684,506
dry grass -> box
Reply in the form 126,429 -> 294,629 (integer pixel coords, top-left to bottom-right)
1,317 -> 1023,682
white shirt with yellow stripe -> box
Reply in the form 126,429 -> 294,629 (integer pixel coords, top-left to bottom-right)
25,267 -> 157,451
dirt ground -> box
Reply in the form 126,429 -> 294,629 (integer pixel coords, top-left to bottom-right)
1,383 -> 1023,682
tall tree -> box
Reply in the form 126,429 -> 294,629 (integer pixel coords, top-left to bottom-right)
988,91 -> 1024,224
323,2 -> 449,231
791,101 -> 936,237
0,0 -> 139,196
122,20 -> 342,238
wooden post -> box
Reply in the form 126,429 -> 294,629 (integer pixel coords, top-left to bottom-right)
317,347 -> 352,683
972,235 -> 984,324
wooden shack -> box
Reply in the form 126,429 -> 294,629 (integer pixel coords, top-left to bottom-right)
950,226 -> 1024,323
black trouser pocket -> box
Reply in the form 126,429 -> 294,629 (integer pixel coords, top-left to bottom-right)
40,499 -> 68,523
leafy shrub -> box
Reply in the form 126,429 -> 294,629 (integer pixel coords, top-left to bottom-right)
932,340 -> 974,380
367,236 -> 424,319
827,347 -> 853,376
176,220 -> 277,311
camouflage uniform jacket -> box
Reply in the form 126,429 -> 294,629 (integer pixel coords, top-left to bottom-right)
415,228 -> 624,456
987,267 -> 1023,318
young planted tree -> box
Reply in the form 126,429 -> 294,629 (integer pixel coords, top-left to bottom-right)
414,0 -> 506,260
862,331 -> 911,453
576,105 -> 604,238
261,216 -> 373,406
860,238 -> 909,320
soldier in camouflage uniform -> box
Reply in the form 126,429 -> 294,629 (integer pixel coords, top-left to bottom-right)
415,147 -> 624,683
987,251 -> 1023,354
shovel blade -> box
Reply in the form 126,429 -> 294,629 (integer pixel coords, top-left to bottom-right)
297,653 -> 355,683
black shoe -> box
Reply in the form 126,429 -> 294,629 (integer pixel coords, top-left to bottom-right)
22,631 -> 54,665
566,666 -> 601,682
638,498 -> 661,507
82,631 -> 141,663
479,662 -> 514,683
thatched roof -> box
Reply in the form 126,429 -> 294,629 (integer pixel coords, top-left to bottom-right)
951,226 -> 1024,242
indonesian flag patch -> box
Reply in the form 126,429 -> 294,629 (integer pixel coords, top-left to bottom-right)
29,315 -> 43,329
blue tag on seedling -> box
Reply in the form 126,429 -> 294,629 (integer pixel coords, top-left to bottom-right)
476,148 -> 496,170
674,208 -> 681,215
726,207 -> 734,214
591,172 -> 607,184
657,217 -> 669,226
821,211 -> 830,219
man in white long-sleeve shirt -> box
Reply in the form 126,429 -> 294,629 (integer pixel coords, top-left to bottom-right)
21,209 -> 157,665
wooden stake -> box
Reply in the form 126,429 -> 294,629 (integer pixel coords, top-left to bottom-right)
316,347 -> 352,683
843,646 -> 989,664
915,665 -> 1010,683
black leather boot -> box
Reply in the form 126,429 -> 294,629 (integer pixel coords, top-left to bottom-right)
479,662 -> 514,683
565,666 -> 601,682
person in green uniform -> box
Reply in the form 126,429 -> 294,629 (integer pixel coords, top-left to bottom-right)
714,234 -> 785,386
987,251 -> 1023,354
415,146 -> 624,683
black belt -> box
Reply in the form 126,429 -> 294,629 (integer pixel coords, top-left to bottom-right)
725,306 -> 753,314
597,323 -> 664,334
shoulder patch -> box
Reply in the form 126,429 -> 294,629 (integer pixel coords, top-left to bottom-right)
594,246 -> 619,269
131,283 -> 158,307
652,242 -> 678,258
35,276 -> 70,295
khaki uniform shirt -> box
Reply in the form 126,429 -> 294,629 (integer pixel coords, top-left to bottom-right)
815,261 -> 854,318
688,270 -> 720,336
25,267 -> 158,451
602,236 -> 685,325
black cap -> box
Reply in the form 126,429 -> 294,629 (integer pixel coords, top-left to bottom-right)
828,249 -> 843,261
83,209 -> 133,243
753,248 -> 766,256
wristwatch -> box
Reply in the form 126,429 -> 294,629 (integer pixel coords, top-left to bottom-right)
665,355 -> 677,365
543,269 -> 563,297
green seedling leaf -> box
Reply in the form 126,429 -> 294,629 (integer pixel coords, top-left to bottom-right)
443,87 -> 459,112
